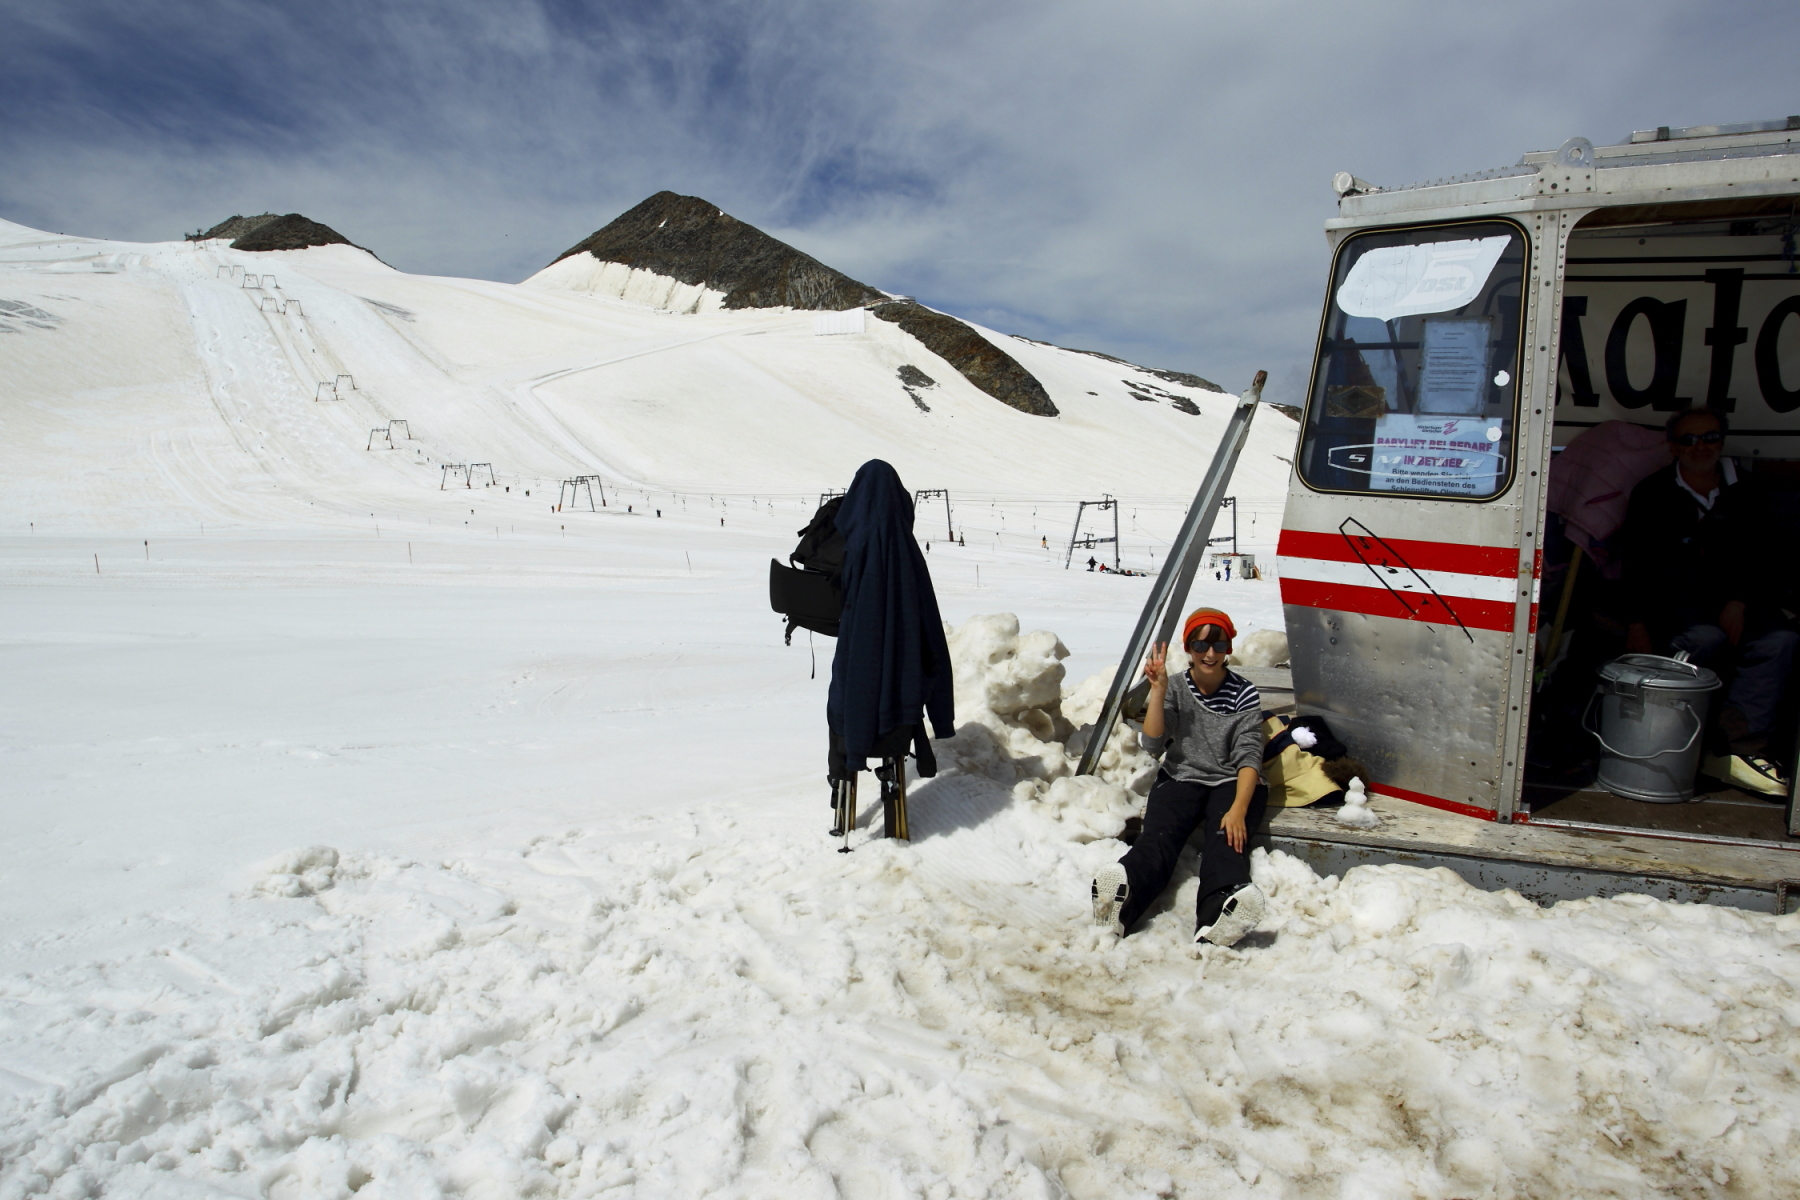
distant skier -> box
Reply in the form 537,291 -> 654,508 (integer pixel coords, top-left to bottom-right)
1091,607 -> 1267,948
1224,559 -> 1232,581
1087,556 -> 1097,571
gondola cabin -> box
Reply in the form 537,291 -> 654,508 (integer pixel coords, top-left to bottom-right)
1280,118 -> 1800,855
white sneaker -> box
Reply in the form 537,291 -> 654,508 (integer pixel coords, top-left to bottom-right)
1197,884 -> 1266,948
1092,863 -> 1128,937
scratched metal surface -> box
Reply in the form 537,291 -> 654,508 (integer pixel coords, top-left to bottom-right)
1281,488 -> 1524,812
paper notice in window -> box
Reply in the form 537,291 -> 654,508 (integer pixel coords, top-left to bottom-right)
1371,413 -> 1506,497
1417,318 -> 1492,415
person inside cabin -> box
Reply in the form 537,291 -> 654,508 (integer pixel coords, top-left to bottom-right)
1091,608 -> 1268,948
1617,406 -> 1798,794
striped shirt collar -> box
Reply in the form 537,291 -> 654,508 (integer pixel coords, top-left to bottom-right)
1183,668 -> 1260,714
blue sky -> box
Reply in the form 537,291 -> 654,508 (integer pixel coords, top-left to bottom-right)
2,0 -> 1793,401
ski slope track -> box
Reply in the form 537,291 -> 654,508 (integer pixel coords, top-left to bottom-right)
4,219 -> 1800,1199
0,217 -> 1296,527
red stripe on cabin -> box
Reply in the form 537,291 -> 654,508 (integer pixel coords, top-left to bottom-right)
1280,577 -> 1517,633
1278,528 -> 1517,578
1366,780 -> 1501,821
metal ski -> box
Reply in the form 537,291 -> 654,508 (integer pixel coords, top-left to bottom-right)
1075,370 -> 1266,777
878,758 -> 909,840
830,777 -> 858,852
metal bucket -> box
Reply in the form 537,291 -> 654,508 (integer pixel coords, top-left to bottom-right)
1584,653 -> 1721,803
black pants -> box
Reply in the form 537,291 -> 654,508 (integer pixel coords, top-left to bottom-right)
1117,773 -> 1267,934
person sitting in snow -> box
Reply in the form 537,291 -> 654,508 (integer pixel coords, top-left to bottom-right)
1091,607 -> 1268,947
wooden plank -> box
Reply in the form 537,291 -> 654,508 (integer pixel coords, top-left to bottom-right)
1266,793 -> 1800,895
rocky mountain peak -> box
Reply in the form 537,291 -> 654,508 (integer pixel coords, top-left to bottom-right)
189,213 -> 355,253
550,191 -> 886,312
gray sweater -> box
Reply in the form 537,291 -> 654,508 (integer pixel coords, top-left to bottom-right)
1139,669 -> 1265,786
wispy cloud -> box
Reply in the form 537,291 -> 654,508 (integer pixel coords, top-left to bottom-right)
2,0 -> 1793,398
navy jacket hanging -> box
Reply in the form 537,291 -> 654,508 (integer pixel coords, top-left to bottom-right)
827,460 -> 955,776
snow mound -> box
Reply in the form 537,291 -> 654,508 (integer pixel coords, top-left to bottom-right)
253,845 -> 341,897
929,614 -> 1153,843
1232,627 -> 1288,668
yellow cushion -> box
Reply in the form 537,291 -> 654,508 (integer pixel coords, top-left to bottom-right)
1262,716 -> 1342,808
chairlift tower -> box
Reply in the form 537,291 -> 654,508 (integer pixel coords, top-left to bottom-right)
1208,496 -> 1238,556
560,475 -> 605,510
913,489 -> 953,540
1064,495 -> 1121,570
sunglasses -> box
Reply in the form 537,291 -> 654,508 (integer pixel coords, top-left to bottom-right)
1185,638 -> 1233,655
1671,431 -> 1724,447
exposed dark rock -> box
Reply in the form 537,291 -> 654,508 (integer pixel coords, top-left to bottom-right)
1123,377 -> 1199,415
1145,367 -> 1224,393
554,192 -> 1059,413
872,301 -> 1058,418
192,213 -> 358,253
1019,337 -> 1223,392
896,365 -> 936,413
1268,403 -> 1303,423
551,191 -> 885,311
190,213 -> 279,242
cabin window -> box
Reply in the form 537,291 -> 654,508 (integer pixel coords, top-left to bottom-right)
1299,220 -> 1528,500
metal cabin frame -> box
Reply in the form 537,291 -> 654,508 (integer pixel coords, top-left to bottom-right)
1281,118 -> 1800,836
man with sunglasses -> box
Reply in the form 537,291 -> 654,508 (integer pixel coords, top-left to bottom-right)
1092,607 -> 1269,947
1618,407 -> 1798,794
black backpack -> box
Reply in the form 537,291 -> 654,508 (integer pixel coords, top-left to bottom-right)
770,496 -> 846,644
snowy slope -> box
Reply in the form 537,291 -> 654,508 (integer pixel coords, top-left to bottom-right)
6,216 -> 1798,1199
0,217 -> 1296,532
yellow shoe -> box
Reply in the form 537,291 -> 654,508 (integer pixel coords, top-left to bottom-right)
1704,752 -> 1789,798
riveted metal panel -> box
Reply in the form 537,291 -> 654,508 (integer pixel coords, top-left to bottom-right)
1286,605 -> 1512,809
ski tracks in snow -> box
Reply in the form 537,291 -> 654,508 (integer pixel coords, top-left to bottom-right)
3,791 -> 1799,1199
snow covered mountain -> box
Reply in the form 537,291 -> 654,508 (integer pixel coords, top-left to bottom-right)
0,208 -> 1295,530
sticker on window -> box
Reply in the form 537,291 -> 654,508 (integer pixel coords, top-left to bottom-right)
1336,236 -> 1511,322
1368,413 -> 1507,496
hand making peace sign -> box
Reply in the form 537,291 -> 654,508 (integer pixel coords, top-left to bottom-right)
1143,641 -> 1170,688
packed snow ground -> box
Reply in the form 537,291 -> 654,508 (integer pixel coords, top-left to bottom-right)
4,221 -> 1800,1198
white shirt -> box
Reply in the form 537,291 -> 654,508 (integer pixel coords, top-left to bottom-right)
1674,457 -> 1738,511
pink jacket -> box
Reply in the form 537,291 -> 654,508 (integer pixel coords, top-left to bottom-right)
1546,421 -> 1671,575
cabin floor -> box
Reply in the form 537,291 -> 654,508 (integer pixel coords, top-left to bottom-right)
1522,775 -> 1793,843
1264,790 -> 1800,913
1243,666 -> 1799,911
